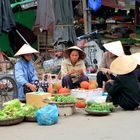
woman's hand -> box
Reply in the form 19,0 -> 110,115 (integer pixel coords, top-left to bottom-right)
106,69 -> 112,75
68,69 -> 83,75
68,69 -> 76,75
26,83 -> 37,92
76,69 -> 83,74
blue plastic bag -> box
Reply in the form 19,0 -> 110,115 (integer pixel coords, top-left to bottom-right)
36,104 -> 58,126
88,0 -> 102,12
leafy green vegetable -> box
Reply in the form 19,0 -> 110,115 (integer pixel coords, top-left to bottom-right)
0,99 -> 40,120
87,102 -> 115,112
53,95 -> 76,103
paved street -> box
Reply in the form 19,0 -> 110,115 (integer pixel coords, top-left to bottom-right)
0,108 -> 140,140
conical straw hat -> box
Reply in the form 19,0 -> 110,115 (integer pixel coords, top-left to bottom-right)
103,41 -> 124,56
64,46 -> 86,59
14,44 -> 39,56
131,53 -> 140,65
110,55 -> 137,75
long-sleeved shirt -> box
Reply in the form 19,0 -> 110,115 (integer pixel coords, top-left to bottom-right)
14,58 -> 38,100
61,59 -> 86,77
61,59 -> 86,82
98,52 -> 116,73
106,72 -> 140,110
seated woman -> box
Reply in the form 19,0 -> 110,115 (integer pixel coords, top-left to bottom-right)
131,53 -> 140,91
61,46 -> 88,89
14,44 -> 39,102
106,55 -> 140,110
97,41 -> 124,88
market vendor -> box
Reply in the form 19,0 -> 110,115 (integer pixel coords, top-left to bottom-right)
14,44 -> 39,103
61,46 -> 88,89
131,53 -> 140,91
106,55 -> 140,110
97,41 -> 124,88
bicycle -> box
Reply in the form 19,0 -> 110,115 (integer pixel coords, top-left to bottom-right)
0,52 -> 18,106
77,30 -> 105,72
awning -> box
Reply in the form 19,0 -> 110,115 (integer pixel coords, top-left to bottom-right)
102,0 -> 125,9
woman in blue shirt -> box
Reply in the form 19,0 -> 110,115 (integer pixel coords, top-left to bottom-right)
14,44 -> 39,102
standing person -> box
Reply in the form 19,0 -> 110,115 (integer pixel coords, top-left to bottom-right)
97,41 -> 124,88
106,55 -> 140,110
14,44 -> 39,102
52,45 -> 64,77
43,45 -> 64,79
61,46 -> 88,89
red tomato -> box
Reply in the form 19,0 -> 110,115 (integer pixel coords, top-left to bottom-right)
76,100 -> 86,108
58,87 -> 70,94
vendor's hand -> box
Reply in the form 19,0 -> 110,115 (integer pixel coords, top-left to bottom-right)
76,69 -> 83,74
68,69 -> 76,75
106,79 -> 113,83
26,83 -> 37,92
106,69 -> 113,75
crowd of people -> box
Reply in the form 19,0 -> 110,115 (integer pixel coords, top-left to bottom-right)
2,39 -> 140,110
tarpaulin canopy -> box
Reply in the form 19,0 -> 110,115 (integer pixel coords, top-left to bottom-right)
0,0 -> 16,34
0,0 -> 37,56
35,0 -> 77,45
52,0 -> 77,44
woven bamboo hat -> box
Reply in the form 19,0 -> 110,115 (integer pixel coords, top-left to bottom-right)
103,41 -> 124,56
14,44 -> 39,56
131,53 -> 140,65
64,46 -> 86,59
110,55 -> 137,75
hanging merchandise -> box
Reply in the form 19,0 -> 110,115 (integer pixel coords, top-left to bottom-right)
88,0 -> 102,12
0,0 -> 16,34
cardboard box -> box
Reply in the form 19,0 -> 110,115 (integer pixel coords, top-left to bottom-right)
26,92 -> 51,107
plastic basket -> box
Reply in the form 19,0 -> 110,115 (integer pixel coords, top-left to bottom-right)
71,88 -> 103,101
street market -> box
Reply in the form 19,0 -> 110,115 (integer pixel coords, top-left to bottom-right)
0,0 -> 140,139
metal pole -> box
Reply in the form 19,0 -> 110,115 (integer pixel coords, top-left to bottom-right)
15,29 -> 30,45
82,0 -> 88,34
87,9 -> 92,33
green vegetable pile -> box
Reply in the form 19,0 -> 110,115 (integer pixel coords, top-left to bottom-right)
52,94 -> 76,103
86,101 -> 115,112
0,99 -> 40,120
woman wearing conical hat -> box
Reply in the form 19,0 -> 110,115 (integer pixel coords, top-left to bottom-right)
97,41 -> 124,88
61,46 -> 88,89
106,55 -> 140,110
14,44 -> 39,102
131,53 -> 140,91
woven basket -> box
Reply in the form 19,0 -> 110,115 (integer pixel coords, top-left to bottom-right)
0,117 -> 24,126
24,116 -> 36,122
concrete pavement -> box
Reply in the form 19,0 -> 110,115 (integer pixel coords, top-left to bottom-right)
0,108 -> 140,140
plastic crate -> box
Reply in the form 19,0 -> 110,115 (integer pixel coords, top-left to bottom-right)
42,73 -> 61,85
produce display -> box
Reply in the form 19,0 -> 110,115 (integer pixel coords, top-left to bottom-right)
86,101 -> 115,112
47,83 -> 70,95
0,99 -> 40,120
80,80 -> 98,90
52,94 -> 76,103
